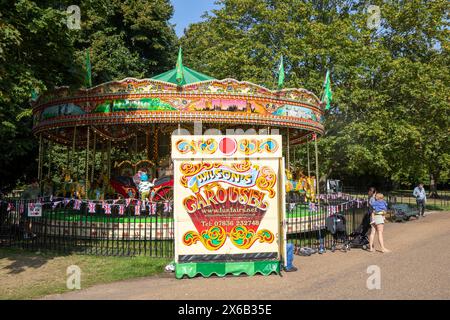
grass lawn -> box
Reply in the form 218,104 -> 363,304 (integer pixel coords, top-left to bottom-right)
0,247 -> 170,300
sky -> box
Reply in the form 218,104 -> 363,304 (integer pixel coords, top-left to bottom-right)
170,0 -> 221,37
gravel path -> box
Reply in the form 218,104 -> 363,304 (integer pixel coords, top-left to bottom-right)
43,211 -> 450,300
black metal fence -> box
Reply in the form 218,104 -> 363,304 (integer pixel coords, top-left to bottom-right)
3,189 -> 446,257
341,188 -> 450,211
0,198 -> 174,257
286,194 -> 369,251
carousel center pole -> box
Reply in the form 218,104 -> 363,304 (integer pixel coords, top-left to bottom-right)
71,126 -> 77,179
293,136 -> 296,165
37,133 -> 43,189
47,140 -> 52,179
307,135 -> 311,177
100,143 -> 105,175
135,133 -> 138,155
287,128 -> 290,170
107,139 -> 111,182
153,125 -> 159,164
146,127 -> 150,160
91,130 -> 96,184
85,126 -> 90,198
314,133 -> 320,204
66,142 -> 70,173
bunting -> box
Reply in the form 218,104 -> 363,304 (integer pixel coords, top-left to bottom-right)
74,200 -> 82,210
88,202 -> 96,214
149,202 -> 157,215
163,201 -> 172,213
134,201 -> 141,216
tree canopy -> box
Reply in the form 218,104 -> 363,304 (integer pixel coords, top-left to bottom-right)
0,0 -> 448,191
0,0 -> 178,189
180,0 -> 449,189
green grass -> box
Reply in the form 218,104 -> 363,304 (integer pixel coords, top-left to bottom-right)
425,204 -> 450,211
43,210 -> 173,223
0,247 -> 170,300
29,239 -> 175,257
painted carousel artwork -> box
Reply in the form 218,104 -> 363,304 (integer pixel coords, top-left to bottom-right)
23,49 -> 328,255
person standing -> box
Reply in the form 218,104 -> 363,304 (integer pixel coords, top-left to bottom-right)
367,187 -> 377,221
368,187 -> 377,207
413,183 -> 426,217
284,242 -> 298,272
368,193 -> 391,253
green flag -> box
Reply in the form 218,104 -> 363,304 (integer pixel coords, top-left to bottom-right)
277,55 -> 285,89
176,47 -> 184,85
85,49 -> 92,88
322,70 -> 332,110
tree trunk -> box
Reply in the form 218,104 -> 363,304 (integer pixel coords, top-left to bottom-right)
319,168 -> 332,193
392,180 -> 399,191
429,173 -> 439,198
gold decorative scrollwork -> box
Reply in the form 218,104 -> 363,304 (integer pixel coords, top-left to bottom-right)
256,166 -> 277,198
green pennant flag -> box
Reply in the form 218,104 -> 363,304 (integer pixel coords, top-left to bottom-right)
322,70 -> 332,110
277,55 -> 285,89
85,49 -> 92,88
176,47 -> 184,85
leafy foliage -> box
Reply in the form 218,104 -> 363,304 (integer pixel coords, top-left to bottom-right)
0,0 -> 177,189
180,0 -> 449,189
0,0 -> 448,192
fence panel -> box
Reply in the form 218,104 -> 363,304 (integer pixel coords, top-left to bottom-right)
0,198 -> 174,257
2,189 -> 447,256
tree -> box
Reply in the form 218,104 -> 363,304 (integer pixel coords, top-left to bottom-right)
0,0 -> 178,190
0,0 -> 78,189
180,0 -> 449,190
71,0 -> 178,83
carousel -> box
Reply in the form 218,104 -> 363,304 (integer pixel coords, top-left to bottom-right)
31,51 -> 324,218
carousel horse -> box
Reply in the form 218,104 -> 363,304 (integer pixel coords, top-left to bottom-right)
56,172 -> 88,199
56,172 -> 74,198
285,169 -> 316,201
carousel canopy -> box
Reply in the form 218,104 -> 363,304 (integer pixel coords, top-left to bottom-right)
151,47 -> 215,85
31,49 -> 325,146
151,65 -> 215,86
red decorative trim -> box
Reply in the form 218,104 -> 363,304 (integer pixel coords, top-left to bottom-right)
33,111 -> 324,136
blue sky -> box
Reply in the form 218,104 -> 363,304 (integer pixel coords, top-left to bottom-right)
170,0 -> 221,37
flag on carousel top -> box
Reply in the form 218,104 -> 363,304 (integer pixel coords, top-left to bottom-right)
85,49 -> 92,88
322,70 -> 332,110
176,47 -> 184,85
277,55 -> 285,90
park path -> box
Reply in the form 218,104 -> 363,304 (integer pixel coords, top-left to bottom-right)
43,212 -> 450,300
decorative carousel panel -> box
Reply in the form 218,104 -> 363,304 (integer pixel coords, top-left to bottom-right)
32,78 -> 325,140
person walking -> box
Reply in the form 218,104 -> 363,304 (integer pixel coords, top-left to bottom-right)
413,183 -> 426,217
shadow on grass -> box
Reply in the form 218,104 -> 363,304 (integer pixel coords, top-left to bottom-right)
0,248 -> 67,275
